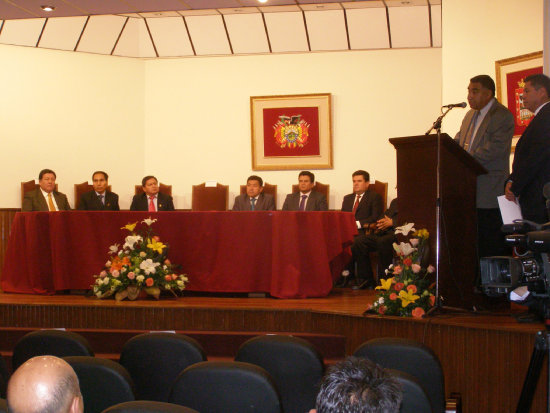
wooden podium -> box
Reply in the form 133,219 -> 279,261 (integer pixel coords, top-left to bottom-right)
389,134 -> 487,309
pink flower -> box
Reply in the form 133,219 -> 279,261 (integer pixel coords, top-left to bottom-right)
412,307 -> 425,318
164,275 -> 172,281
153,236 -> 160,242
410,238 -> 419,247
394,282 -> 404,291
427,265 -> 435,273
411,264 -> 421,273
164,259 -> 171,265
111,270 -> 120,278
127,272 -> 135,280
100,270 -> 107,278
171,274 -> 178,280
393,266 -> 402,275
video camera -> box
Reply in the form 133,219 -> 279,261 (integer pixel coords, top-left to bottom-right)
480,220 -> 550,298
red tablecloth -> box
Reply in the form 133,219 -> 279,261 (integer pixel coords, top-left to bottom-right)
1,211 -> 357,298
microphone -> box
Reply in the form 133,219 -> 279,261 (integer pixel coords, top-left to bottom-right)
442,102 -> 467,108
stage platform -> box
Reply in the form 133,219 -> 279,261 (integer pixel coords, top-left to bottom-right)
0,288 -> 547,412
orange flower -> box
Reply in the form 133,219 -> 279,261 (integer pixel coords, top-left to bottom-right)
429,295 -> 436,306
412,307 -> 425,318
394,282 -> 404,291
145,278 -> 154,287
403,257 -> 412,267
378,305 -> 387,315
406,284 -> 417,294
164,259 -> 171,265
110,256 -> 123,271
171,274 -> 178,280
164,275 -> 172,281
393,266 -> 402,275
389,293 -> 398,301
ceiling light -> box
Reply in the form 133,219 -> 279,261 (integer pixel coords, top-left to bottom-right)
41,5 -> 55,12
258,0 -> 268,3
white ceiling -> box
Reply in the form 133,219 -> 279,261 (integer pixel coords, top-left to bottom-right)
0,0 -> 442,58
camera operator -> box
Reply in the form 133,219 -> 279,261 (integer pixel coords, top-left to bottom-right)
505,74 -> 550,224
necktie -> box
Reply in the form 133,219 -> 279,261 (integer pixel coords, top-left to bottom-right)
99,194 -> 104,205
464,111 -> 480,152
148,196 -> 156,212
250,198 -> 256,211
299,194 -> 307,211
47,193 -> 56,211
352,194 -> 361,214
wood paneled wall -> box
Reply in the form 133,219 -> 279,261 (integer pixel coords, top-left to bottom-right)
0,208 -> 18,282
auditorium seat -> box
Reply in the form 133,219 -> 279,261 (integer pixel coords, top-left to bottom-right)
12,330 -> 94,370
390,369 -> 433,413
0,354 -> 8,399
291,181 -> 329,201
235,334 -> 324,413
240,182 -> 278,209
169,361 -> 281,413
0,397 -> 6,413
191,182 -> 229,211
135,183 -> 172,196
119,333 -> 206,402
74,182 -> 112,209
370,180 -> 388,209
20,180 -> 58,208
101,401 -> 199,413
64,356 -> 135,413
354,337 -> 452,413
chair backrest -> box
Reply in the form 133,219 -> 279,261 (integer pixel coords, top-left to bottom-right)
64,356 -> 135,413
390,369 -> 434,413
235,334 -> 324,413
191,183 -> 228,211
101,401 -> 199,413
12,330 -> 94,370
0,355 -> 8,399
239,182 -> 278,209
74,182 -> 112,209
291,181 -> 329,201
370,180 -> 388,210
135,183 -> 172,196
119,333 -> 206,402
21,180 -> 58,207
354,338 -> 444,413
169,361 -> 281,413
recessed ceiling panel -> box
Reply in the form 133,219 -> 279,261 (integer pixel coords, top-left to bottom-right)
259,5 -> 301,13
63,0 -> 133,15
185,0 -> 241,9
1,0 -> 84,19
76,14 -> 126,54
113,17 -> 156,57
0,18 -> 45,46
264,11 -> 308,53
38,16 -> 87,50
123,0 -> 190,13
218,7 -> 259,15
346,7 -> 389,50
305,9 -> 347,51
300,3 -> 342,11
342,1 -> 385,9
240,0 -> 295,7
387,5 -> 430,48
147,16 -> 194,57
185,14 -> 231,55
224,13 -> 269,54
139,11 -> 182,18
431,4 -> 441,47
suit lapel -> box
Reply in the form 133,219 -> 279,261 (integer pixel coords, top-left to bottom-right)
460,110 -> 475,147
471,108 -> 492,153
37,189 -> 49,211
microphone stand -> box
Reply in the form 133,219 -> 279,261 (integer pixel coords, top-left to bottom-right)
425,107 -> 466,316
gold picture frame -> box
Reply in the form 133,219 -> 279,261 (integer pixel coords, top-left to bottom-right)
250,93 -> 333,170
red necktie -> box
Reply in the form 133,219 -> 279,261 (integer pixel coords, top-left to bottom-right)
352,194 -> 361,214
148,196 -> 156,212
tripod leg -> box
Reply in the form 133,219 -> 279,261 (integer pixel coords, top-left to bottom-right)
516,331 -> 548,413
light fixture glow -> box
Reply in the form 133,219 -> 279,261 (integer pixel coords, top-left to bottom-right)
258,0 -> 268,3
41,5 -> 55,12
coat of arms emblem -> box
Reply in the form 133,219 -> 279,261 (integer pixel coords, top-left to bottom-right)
273,115 -> 309,149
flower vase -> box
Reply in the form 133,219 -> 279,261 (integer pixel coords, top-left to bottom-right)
126,285 -> 141,300
144,286 -> 161,299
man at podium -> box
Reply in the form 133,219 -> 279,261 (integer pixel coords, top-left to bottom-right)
455,74 -> 514,258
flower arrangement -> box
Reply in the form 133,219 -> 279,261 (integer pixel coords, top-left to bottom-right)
367,223 -> 435,318
92,217 -> 189,301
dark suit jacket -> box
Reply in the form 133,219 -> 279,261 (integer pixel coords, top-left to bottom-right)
341,190 -> 383,227
282,190 -> 328,211
22,188 -> 71,211
232,193 -> 275,211
509,102 -> 550,223
130,192 -> 175,211
455,99 -> 514,209
78,190 -> 120,211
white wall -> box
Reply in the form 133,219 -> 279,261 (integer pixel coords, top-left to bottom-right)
144,49 -> 442,209
0,45 -> 145,209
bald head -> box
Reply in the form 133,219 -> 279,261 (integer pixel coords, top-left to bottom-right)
7,356 -> 83,413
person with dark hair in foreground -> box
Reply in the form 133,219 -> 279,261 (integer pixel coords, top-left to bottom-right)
311,356 -> 402,413
7,355 -> 83,413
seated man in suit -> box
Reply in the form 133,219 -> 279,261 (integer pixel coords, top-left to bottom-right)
78,171 -> 120,211
233,175 -> 275,211
282,171 -> 328,211
130,175 -> 175,211
22,169 -> 71,211
340,170 -> 386,289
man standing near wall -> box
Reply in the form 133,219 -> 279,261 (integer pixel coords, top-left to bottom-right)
455,74 -> 514,258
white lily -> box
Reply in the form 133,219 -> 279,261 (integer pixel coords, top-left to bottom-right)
124,235 -> 143,250
393,242 -> 416,256
395,222 -> 416,236
139,258 -> 160,275
142,217 -> 157,226
108,243 -> 120,254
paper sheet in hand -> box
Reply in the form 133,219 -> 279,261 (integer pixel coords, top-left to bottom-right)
497,195 -> 522,224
